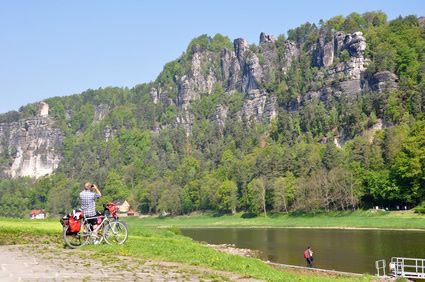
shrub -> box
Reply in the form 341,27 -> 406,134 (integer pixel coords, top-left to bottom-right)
414,208 -> 425,214
258,54 -> 265,67
166,226 -> 182,235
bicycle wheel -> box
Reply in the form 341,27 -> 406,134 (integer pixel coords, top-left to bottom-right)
103,220 -> 128,244
63,223 -> 90,249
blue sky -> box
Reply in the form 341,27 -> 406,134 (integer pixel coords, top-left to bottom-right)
0,0 -> 423,114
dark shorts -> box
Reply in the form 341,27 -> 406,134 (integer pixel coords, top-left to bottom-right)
87,218 -> 98,226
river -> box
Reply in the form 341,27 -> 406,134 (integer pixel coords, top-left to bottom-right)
181,227 -> 425,275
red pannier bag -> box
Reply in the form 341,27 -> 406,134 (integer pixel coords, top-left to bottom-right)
69,216 -> 81,232
107,203 -> 117,218
60,216 -> 71,233
108,203 -> 116,213
96,211 -> 103,225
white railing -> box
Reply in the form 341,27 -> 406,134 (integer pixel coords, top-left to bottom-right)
375,259 -> 386,277
377,257 -> 425,279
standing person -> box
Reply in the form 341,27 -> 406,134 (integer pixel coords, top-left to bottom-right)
79,182 -> 102,244
304,246 -> 313,268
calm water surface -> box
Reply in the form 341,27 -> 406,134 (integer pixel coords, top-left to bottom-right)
181,228 -> 425,274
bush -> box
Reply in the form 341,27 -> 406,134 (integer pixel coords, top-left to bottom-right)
414,208 -> 425,214
258,54 -> 265,67
166,226 -> 182,235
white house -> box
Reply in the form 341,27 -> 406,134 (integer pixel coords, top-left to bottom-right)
30,209 -> 48,219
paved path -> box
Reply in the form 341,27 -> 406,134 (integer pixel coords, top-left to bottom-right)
0,244 -> 262,281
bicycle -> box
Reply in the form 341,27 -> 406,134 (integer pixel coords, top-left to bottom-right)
63,203 -> 128,249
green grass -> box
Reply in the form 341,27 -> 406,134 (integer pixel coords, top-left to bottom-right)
0,218 -> 63,245
0,217 -> 374,281
128,210 -> 425,230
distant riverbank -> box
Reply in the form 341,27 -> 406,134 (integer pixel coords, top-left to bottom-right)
128,209 -> 425,231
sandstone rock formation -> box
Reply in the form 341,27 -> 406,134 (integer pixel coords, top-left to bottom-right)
93,103 -> 110,124
1,27 -> 404,179
316,28 -> 366,69
366,71 -> 399,93
241,90 -> 277,123
212,105 -> 228,127
149,28 -> 399,135
65,110 -> 75,119
282,41 -> 299,71
0,116 -> 65,178
35,102 -> 49,117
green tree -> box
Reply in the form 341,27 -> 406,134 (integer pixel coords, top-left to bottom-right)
322,141 -> 339,170
200,173 -> 221,210
273,172 -> 296,214
392,120 -> 425,202
104,169 -> 127,201
48,184 -> 72,215
248,177 -> 270,217
216,180 -> 238,214
0,191 -> 26,218
158,185 -> 183,215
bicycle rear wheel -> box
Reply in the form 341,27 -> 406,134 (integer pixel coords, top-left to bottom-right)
103,220 -> 128,244
63,223 -> 90,249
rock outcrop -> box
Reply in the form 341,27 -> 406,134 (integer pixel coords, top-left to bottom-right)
283,29 -> 380,111
103,125 -> 115,141
147,29 -> 397,136
212,105 -> 228,127
93,103 -> 110,124
65,110 -> 75,119
366,71 -> 399,93
316,28 -> 366,69
176,46 -> 217,110
241,90 -> 277,123
35,102 -> 49,117
0,116 -> 65,179
173,112 -> 195,136
282,41 -> 299,71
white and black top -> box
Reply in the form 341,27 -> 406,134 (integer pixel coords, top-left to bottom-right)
79,191 -> 100,217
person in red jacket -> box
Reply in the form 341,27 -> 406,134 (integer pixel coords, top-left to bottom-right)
304,246 -> 313,268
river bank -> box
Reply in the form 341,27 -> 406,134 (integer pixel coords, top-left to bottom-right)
0,218 -> 378,281
129,209 -> 425,231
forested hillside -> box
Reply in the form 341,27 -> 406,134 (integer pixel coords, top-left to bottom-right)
1,11 -> 425,218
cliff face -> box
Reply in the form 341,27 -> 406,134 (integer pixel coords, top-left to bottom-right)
285,28 -> 397,112
150,29 -> 398,132
0,115 -> 65,179
1,28 -> 401,179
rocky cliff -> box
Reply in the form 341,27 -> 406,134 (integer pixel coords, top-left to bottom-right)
0,103 -> 65,179
1,27 -> 401,179
150,29 -> 398,133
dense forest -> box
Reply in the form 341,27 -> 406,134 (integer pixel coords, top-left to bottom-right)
1,11 -> 425,218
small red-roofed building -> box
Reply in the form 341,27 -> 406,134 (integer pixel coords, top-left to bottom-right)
29,209 -> 48,219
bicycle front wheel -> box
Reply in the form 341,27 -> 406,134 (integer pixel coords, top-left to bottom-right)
103,220 -> 128,244
63,223 -> 90,249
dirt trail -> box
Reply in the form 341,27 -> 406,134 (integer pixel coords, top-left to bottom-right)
0,244 -> 262,281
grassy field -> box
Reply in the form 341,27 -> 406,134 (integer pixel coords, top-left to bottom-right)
0,217 -> 379,281
131,210 -> 425,230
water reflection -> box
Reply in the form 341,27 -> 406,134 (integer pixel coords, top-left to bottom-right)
181,228 -> 425,274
